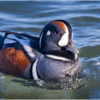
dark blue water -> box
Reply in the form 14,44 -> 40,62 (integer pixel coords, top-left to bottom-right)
0,1 -> 100,99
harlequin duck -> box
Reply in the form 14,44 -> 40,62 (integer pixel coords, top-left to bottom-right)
0,20 -> 83,80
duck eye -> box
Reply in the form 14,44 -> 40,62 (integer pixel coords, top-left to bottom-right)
57,33 -> 62,37
46,30 -> 51,35
58,33 -> 60,36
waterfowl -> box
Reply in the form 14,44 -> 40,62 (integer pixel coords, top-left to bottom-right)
0,20 -> 83,80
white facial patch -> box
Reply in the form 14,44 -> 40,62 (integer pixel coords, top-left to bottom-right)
46,30 -> 51,35
58,25 -> 69,47
32,59 -> 38,80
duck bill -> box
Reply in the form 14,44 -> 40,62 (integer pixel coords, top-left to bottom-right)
66,43 -> 79,54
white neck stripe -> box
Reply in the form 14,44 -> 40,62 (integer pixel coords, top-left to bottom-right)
32,59 -> 38,80
45,54 -> 70,61
39,32 -> 44,49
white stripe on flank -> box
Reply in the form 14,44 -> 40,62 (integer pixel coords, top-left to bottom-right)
39,32 -> 44,49
22,45 -> 35,58
58,23 -> 69,47
32,59 -> 38,80
45,54 -> 70,61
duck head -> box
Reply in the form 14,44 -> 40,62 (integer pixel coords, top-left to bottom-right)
39,20 -> 79,61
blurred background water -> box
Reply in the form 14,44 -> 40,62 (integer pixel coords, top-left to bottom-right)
0,1 -> 100,99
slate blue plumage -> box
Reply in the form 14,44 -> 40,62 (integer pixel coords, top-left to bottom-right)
0,20 -> 83,79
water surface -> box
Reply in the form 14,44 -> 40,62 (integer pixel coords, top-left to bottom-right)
0,1 -> 100,99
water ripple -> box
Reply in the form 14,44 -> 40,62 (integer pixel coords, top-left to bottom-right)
0,1 -> 100,99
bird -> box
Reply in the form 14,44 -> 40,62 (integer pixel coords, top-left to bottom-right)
0,20 -> 83,80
